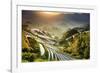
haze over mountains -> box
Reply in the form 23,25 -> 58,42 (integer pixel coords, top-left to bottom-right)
22,11 -> 90,38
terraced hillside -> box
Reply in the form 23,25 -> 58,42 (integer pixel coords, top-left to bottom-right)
22,25 -> 90,62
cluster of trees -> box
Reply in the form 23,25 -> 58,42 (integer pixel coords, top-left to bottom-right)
59,27 -> 90,59
22,30 -> 49,62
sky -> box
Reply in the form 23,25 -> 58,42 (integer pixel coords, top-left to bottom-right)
22,10 -> 90,38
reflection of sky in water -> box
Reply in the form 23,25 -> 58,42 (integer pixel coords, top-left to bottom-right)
22,10 -> 90,38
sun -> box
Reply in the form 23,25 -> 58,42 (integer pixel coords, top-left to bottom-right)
40,12 -> 61,15
37,11 -> 61,17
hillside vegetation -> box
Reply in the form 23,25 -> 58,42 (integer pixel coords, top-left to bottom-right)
22,25 -> 90,62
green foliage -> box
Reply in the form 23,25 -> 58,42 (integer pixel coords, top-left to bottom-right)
62,31 -> 90,59
22,25 -> 90,62
22,52 -> 35,62
34,58 -> 48,62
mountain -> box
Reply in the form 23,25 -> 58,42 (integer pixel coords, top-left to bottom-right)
22,27 -> 73,62
59,26 -> 90,59
22,24 -> 90,62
